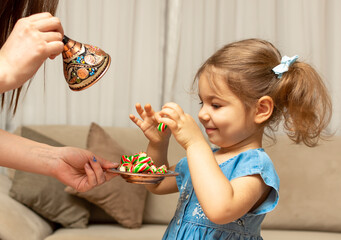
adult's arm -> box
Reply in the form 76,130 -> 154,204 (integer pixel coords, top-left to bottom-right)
0,129 -> 118,192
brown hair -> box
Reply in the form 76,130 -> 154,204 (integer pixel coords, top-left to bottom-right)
195,38 -> 332,147
0,0 -> 59,114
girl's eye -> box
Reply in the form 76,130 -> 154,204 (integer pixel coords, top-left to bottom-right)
212,104 -> 220,109
199,101 -> 203,106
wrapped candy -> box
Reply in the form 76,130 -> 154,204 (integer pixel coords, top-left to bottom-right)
132,163 -> 150,173
157,165 -> 168,174
149,165 -> 157,173
157,123 -> 167,132
119,152 -> 168,174
120,162 -> 133,172
121,155 -> 131,164
138,156 -> 152,165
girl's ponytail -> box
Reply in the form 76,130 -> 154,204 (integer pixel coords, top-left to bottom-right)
271,62 -> 332,147
193,39 -> 332,147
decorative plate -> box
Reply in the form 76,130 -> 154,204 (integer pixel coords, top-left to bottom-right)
108,168 -> 179,184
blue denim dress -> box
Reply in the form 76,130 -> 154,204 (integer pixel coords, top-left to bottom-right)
162,148 -> 280,240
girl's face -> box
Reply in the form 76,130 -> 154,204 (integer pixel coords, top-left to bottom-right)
198,72 -> 258,149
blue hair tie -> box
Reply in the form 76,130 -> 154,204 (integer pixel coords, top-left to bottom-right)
272,55 -> 299,79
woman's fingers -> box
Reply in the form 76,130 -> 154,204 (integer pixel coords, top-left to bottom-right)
81,161 -> 118,192
41,31 -> 63,43
26,12 -> 54,21
86,155 -> 119,186
88,157 -> 106,185
20,13 -> 64,58
46,41 -> 64,58
33,16 -> 63,34
27,12 -> 64,35
84,163 -> 97,187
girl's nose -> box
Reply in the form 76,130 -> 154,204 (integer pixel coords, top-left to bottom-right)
198,107 -> 210,122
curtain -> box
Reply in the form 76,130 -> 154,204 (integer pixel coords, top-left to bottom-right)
2,0 -> 340,135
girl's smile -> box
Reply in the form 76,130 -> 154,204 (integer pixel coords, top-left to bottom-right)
205,128 -> 217,134
205,127 -> 218,134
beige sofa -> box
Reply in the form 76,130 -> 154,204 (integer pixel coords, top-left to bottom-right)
0,124 -> 340,240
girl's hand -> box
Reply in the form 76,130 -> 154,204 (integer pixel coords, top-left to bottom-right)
130,103 -> 171,144
155,102 -> 206,150
0,12 -> 64,92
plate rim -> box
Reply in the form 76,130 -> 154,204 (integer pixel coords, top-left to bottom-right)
108,168 -> 179,178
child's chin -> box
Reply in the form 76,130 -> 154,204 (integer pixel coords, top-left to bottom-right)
208,137 -> 220,147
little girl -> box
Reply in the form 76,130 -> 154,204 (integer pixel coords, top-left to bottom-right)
129,38 -> 332,240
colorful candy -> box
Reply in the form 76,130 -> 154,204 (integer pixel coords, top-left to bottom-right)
132,163 -> 150,173
119,152 -> 167,174
157,123 -> 167,132
157,165 -> 168,174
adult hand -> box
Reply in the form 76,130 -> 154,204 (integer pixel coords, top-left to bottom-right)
53,147 -> 119,192
0,12 -> 64,92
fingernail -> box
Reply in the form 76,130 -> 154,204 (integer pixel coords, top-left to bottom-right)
93,156 -> 97,162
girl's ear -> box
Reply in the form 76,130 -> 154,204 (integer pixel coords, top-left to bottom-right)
254,96 -> 274,124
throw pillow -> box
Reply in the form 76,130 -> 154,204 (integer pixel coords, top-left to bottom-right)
9,171 -> 90,228
65,122 -> 147,228
9,127 -> 91,228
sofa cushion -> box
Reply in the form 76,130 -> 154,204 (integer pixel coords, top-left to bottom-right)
20,126 -> 65,147
45,224 -> 167,240
8,127 -> 91,228
261,229 -> 341,240
262,136 -> 341,232
143,192 -> 178,224
18,125 -> 90,149
0,174 -> 53,240
9,170 -> 91,228
44,227 -> 341,240
65,123 -> 147,228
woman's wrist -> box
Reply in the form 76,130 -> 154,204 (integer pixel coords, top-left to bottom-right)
0,55 -> 13,93
30,145 -> 60,177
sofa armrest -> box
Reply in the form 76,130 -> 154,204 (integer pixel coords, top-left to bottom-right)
0,174 -> 53,240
